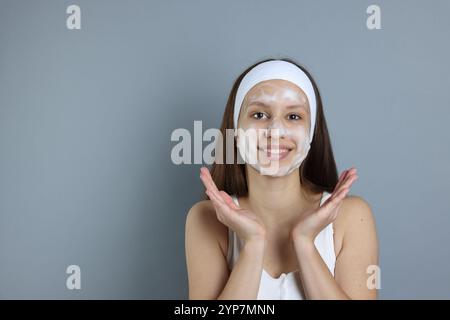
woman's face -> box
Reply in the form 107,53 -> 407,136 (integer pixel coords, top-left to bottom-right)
236,79 -> 312,176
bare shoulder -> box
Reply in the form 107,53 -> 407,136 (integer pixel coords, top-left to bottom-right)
185,199 -> 229,257
332,195 -> 379,299
333,195 -> 377,256
337,195 -> 375,225
185,199 -> 231,299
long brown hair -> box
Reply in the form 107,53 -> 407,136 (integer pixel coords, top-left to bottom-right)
204,57 -> 338,199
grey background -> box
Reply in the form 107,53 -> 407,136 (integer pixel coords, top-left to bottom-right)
1,0 -> 449,299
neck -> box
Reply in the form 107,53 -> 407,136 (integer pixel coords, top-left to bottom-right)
243,165 -> 322,234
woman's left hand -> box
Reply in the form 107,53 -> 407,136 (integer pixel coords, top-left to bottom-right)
290,167 -> 358,244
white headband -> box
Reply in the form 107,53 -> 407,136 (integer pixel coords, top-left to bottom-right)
233,60 -> 317,144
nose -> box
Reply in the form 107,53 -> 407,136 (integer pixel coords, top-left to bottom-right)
264,118 -> 287,140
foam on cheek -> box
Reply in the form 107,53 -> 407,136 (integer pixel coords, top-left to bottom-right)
260,125 -> 310,176
284,126 -> 310,175
236,86 -> 312,176
236,121 -> 311,177
236,123 -> 263,168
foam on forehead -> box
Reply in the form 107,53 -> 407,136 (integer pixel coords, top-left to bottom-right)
233,60 -> 317,144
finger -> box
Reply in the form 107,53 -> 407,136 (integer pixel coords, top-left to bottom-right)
335,173 -> 358,196
220,191 -> 240,210
329,189 -> 349,219
207,190 -> 238,226
205,190 -> 221,212
200,168 -> 226,205
199,167 -> 215,192
332,169 -> 350,195
326,187 -> 350,220
206,188 -> 227,208
334,170 -> 349,190
323,186 -> 349,210
330,200 -> 345,221
200,167 -> 225,204
332,168 -> 357,199
336,186 -> 350,200
200,167 -> 221,194
341,174 -> 358,191
206,191 -> 230,220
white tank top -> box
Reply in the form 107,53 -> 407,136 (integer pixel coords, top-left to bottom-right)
226,191 -> 336,300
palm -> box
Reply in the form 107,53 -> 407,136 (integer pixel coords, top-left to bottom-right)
199,167 -> 266,242
291,167 -> 359,242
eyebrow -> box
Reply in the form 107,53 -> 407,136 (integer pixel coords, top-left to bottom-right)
246,101 -> 309,113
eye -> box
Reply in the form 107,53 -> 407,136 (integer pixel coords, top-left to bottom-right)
288,114 -> 302,121
252,112 -> 268,120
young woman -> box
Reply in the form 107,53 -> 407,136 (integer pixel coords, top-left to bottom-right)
185,58 -> 379,300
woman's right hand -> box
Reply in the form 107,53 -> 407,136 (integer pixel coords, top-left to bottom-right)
199,167 -> 266,244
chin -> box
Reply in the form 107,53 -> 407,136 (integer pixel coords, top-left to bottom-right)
258,163 -> 292,177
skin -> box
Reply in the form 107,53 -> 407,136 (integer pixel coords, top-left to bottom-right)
185,79 -> 379,300
236,80 -> 311,176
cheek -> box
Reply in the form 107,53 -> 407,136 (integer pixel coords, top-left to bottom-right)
290,127 -> 310,149
240,119 -> 267,132
237,123 -> 265,143
236,125 -> 259,149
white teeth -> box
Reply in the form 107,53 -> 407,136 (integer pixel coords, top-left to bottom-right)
266,149 -> 288,154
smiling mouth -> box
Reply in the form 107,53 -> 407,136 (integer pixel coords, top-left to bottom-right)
258,147 -> 293,161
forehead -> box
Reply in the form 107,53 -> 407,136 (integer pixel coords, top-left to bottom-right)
244,79 -> 309,109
